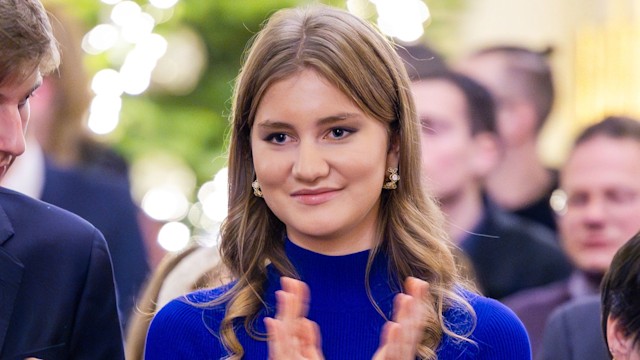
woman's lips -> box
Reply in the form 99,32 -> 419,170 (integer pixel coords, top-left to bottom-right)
291,188 -> 340,205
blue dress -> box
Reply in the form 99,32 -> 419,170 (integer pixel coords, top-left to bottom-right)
145,240 -> 531,359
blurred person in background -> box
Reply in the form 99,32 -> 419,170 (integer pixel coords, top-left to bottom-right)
601,230 -> 640,360
538,296 -> 607,360
0,4 -> 149,327
503,116 -> 640,357
397,43 -> 449,79
404,60 -> 571,300
539,231 -> 640,360
0,0 -> 123,357
456,46 -> 558,232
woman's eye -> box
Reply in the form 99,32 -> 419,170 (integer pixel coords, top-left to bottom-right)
266,133 -> 289,144
328,128 -> 351,139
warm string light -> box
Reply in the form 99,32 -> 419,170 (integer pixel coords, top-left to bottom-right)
347,0 -> 430,42
81,0 -> 216,252
83,1 -> 172,135
574,23 -> 640,127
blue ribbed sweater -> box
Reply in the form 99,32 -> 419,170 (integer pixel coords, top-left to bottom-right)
145,240 -> 531,359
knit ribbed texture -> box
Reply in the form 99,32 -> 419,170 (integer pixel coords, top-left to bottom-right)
145,239 -> 532,359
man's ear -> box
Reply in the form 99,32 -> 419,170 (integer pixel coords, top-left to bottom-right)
471,132 -> 500,178
607,315 -> 634,358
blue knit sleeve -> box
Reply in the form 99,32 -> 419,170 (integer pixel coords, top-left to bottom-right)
438,293 -> 532,359
470,296 -> 532,359
144,290 -> 229,359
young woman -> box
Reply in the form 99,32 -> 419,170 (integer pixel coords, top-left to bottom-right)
145,5 -> 530,359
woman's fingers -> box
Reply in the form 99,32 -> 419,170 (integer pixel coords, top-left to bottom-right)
374,277 -> 432,359
300,318 -> 323,358
267,277 -> 324,359
266,316 -> 301,358
280,276 -> 310,319
395,277 -> 431,346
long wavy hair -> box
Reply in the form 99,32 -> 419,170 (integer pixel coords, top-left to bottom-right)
218,5 -> 474,358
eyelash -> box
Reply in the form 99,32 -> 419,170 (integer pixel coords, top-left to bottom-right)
263,127 -> 355,144
326,127 -> 354,139
264,133 -> 289,144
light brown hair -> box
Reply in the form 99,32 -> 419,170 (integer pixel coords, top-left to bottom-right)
0,0 -> 59,85
218,5 -> 474,358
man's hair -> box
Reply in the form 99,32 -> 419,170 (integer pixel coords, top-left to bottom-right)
0,0 -> 59,85
419,71 -> 496,136
472,45 -> 554,129
601,231 -> 640,350
397,43 -> 449,81
574,115 -> 640,146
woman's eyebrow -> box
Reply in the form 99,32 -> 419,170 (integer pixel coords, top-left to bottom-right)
255,119 -> 293,131
316,112 -> 361,126
255,112 -> 362,132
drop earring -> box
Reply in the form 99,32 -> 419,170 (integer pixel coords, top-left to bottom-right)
252,180 -> 263,197
382,167 -> 400,190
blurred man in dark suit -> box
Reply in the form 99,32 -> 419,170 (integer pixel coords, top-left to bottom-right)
503,116 -> 640,357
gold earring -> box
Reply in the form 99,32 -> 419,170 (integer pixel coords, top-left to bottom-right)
382,167 -> 400,190
252,180 -> 263,197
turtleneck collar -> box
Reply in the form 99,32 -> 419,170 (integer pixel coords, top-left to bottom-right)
265,238 -> 399,311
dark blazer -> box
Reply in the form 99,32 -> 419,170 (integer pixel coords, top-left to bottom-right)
538,296 -> 609,360
0,187 -> 124,359
503,169 -> 558,233
41,159 -> 149,324
503,272 -> 601,359
503,279 -> 572,358
460,200 -> 572,300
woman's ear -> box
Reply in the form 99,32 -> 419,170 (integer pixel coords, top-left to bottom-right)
607,315 -> 634,359
386,134 -> 400,169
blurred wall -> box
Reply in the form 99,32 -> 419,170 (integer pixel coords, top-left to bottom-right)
449,0 -> 640,167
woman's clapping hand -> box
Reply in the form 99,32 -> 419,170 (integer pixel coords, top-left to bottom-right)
266,276 -> 432,360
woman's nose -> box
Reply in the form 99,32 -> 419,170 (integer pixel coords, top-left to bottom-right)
292,141 -> 330,182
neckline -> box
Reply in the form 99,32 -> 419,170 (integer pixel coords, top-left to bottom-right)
268,238 -> 397,309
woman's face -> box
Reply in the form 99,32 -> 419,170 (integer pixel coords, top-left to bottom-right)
251,69 -> 398,255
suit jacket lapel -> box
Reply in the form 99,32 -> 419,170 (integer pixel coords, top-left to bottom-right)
0,201 -> 22,353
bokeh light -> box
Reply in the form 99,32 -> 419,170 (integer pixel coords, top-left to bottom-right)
151,27 -> 206,95
130,153 -> 197,208
87,95 -> 121,134
111,1 -> 142,28
149,0 -> 179,10
157,221 -> 191,252
141,186 -> 190,221
91,68 -> 123,96
82,24 -> 119,54
369,0 -> 430,42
